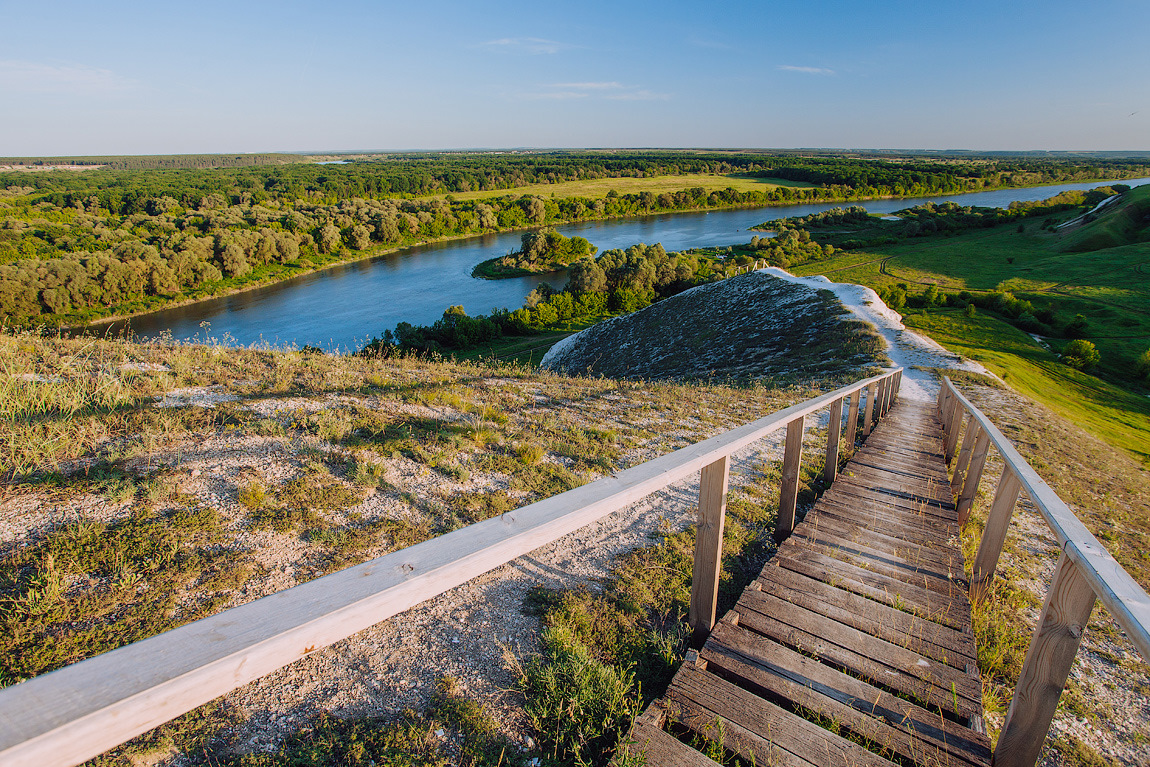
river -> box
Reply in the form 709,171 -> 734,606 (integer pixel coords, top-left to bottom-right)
102,177 -> 1150,351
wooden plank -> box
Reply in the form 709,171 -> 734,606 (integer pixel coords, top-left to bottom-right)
690,456 -> 729,642
994,553 -> 1096,767
786,527 -> 965,592
827,476 -> 958,515
624,721 -> 722,767
663,674 -> 819,767
751,566 -> 976,665
776,548 -> 971,629
775,416 -> 805,542
667,664 -> 897,767
786,533 -> 966,597
956,427 -> 992,525
823,396 -> 843,484
805,501 -> 964,561
799,502 -> 960,560
970,467 -> 1022,599
703,621 -> 992,766
0,371 -> 905,767
733,593 -> 983,717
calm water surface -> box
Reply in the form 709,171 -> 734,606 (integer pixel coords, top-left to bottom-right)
104,178 -> 1150,351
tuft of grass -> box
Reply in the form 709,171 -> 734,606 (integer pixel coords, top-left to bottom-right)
1,501 -> 255,685
249,468 -> 365,535
85,700 -> 243,767
516,623 -> 641,766
223,711 -> 445,767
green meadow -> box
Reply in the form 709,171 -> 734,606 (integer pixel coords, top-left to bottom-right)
793,190 -> 1150,462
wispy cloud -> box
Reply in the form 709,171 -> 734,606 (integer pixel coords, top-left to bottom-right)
607,89 -> 670,101
549,81 -> 625,90
778,65 -> 835,75
481,37 -> 573,55
0,60 -> 137,94
521,91 -> 589,101
519,81 -> 670,101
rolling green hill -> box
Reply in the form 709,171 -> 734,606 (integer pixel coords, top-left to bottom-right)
1056,184 -> 1150,252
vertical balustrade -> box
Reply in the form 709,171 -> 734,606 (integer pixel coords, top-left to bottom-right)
844,390 -> 860,448
995,552 -> 1097,767
944,397 -> 964,464
862,382 -> 877,436
970,466 -> 1023,599
824,397 -> 844,484
950,418 -> 978,494
775,416 -> 805,541
956,427 -> 991,524
689,455 -> 729,642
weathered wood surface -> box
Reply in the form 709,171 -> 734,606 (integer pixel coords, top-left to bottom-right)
631,399 -> 993,767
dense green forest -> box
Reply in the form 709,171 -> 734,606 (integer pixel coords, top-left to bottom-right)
1,152 -> 1146,326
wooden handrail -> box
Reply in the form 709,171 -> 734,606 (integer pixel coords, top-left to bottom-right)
937,377 -> 1150,767
0,369 -> 903,767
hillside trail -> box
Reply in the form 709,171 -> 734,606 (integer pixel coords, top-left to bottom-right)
761,267 -> 993,400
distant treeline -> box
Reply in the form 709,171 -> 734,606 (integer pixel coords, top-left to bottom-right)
5,152 -> 1147,214
2,153 -> 1148,325
0,154 -> 305,171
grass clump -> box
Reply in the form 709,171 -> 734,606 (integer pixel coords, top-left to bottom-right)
518,624 -> 642,766
249,468 -> 365,534
86,700 -> 243,767
224,711 -> 444,767
215,678 -> 522,767
1,501 -> 254,685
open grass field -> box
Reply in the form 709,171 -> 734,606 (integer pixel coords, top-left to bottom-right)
792,208 -> 1150,463
430,173 -> 815,201
905,309 -> 1150,461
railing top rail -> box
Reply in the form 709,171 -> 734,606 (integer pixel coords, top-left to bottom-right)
941,377 -> 1150,661
0,369 -> 901,767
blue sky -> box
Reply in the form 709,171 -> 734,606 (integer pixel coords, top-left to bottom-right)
2,0 -> 1147,155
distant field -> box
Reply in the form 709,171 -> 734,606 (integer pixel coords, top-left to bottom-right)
431,173 -> 815,201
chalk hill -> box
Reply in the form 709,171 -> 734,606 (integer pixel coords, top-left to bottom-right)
540,271 -> 887,381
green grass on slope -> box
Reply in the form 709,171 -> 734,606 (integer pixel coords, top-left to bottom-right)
1057,184 -> 1150,253
902,309 -> 1150,462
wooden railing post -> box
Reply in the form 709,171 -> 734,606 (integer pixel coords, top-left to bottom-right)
892,370 -> 902,401
950,419 -> 978,494
944,398 -> 964,464
844,390 -> 860,448
876,376 -> 889,419
775,416 -> 805,541
689,455 -> 729,643
995,552 -> 1097,767
824,397 -> 844,484
881,374 -> 893,415
862,382 -> 877,436
956,427 -> 991,524
970,467 -> 1023,600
